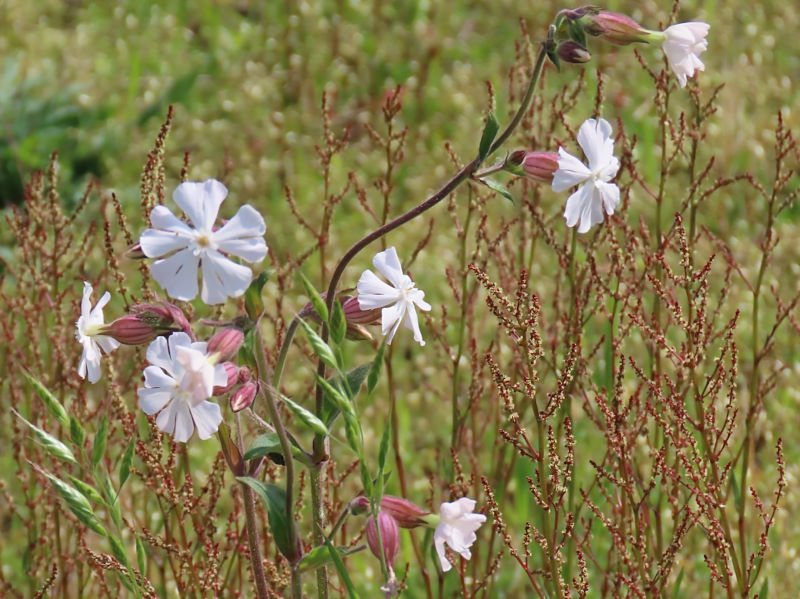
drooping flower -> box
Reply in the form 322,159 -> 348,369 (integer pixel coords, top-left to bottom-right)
75,281 -> 120,383
139,179 -> 268,305
356,247 -> 431,346
365,511 -> 400,568
137,332 -> 228,442
552,118 -> 620,234
432,498 -> 487,573
660,22 -> 710,87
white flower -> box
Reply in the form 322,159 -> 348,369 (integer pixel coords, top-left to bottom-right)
433,498 -> 487,572
75,281 -> 120,383
139,179 -> 268,305
137,332 -> 228,443
356,247 -> 432,346
661,22 -> 709,87
552,118 -> 620,234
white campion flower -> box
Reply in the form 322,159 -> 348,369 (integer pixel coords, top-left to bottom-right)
139,179 -> 268,305
356,247 -> 432,346
75,281 -> 120,383
433,498 -> 487,572
552,117 -> 620,234
661,22 -> 710,87
137,332 -> 228,443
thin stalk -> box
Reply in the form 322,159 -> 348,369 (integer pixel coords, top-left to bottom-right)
242,481 -> 272,599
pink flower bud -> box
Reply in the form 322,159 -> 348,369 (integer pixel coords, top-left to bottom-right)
213,362 -> 240,395
556,40 -> 591,64
366,511 -> 399,567
207,327 -> 244,361
230,381 -> 258,412
521,152 -> 560,184
341,296 -> 381,326
130,302 -> 194,339
581,11 -> 651,45
380,495 -> 429,529
350,496 -> 371,515
100,315 -> 159,345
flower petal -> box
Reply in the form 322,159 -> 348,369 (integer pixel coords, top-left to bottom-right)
381,302 -> 406,344
434,534 -> 452,572
140,224 -> 192,259
213,205 -> 268,263
173,179 -> 227,233
150,248 -> 201,301
577,118 -> 614,171
357,270 -> 401,310
372,247 -> 406,289
200,250 -> 253,304
552,148 -> 591,192
190,401 -> 223,440
563,183 -> 590,229
402,303 -> 425,346
172,403 -> 195,443
596,180 -> 621,215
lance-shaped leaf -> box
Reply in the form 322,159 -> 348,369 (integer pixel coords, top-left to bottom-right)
245,271 -> 270,321
298,544 -> 353,573
14,409 -> 76,464
70,416 -> 86,448
281,395 -> 329,437
478,112 -> 500,161
367,343 -> 386,395
299,272 -> 328,323
298,317 -> 338,371
68,476 -> 105,506
479,177 -> 515,203
329,297 -> 346,346
92,415 -> 108,468
238,477 -> 299,562
119,439 -> 135,488
24,373 -> 68,428
320,363 -> 370,426
41,470 -> 107,535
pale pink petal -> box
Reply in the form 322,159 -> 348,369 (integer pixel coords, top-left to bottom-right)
190,401 -> 223,440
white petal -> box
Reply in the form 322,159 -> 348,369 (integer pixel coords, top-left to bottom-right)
149,205 -> 194,233
357,270 -> 401,310
173,179 -> 227,233
577,118 -> 614,170
140,225 -> 192,259
172,404 -> 195,442
596,180 -> 621,215
155,400 -> 179,436
578,184 -> 603,233
381,302 -> 406,344
80,281 -> 93,317
95,335 -> 120,354
552,148 -> 591,192
598,155 -> 620,183
213,205 -> 268,262
138,386 -> 173,415
372,247 -> 406,289
190,401 -> 223,440
563,184 -> 590,229
200,250 -> 253,304
434,535 -> 452,572
408,288 -> 432,312
145,336 -> 173,373
150,248 -> 200,301
402,303 -> 425,346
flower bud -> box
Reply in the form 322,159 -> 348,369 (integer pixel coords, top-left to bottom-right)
213,362 -> 240,395
230,381 -> 258,412
350,496 -> 371,516
521,152 -> 560,184
556,40 -> 591,64
380,495 -> 429,529
100,315 -> 159,345
366,511 -> 399,568
207,327 -> 244,361
341,296 -> 381,326
131,302 -> 194,338
580,11 -> 651,45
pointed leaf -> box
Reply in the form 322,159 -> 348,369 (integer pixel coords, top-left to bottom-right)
321,364 -> 371,425
299,317 -> 338,371
298,544 -> 351,573
14,410 -> 76,464
281,395 -> 329,437
367,344 -> 386,395
92,415 -> 108,468
480,177 -> 515,203
24,373 -> 68,428
325,538 -> 359,599
377,420 -> 391,474
119,438 -> 135,488
43,471 -> 106,535
68,476 -> 105,506
299,272 -> 328,324
136,536 -> 147,577
218,422 -> 245,475
70,416 -> 86,448
330,298 -> 346,346
245,271 -> 270,321
478,112 -> 499,161
238,477 -> 297,561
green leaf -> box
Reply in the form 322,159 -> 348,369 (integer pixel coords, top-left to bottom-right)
299,272 -> 328,323
69,416 -> 86,448
238,477 -> 297,561
244,433 -> 284,461
480,177 -> 515,204
367,344 -> 386,395
92,415 -> 108,468
568,19 -> 587,48
298,544 -> 351,573
14,410 -> 76,464
731,470 -> 742,512
671,568 -> 684,599
106,532 -> 131,569
759,579 -> 769,599
478,112 -> 499,161
325,538 -> 359,599
68,476 -> 105,506
321,364 -> 371,426
23,373 -> 68,428
244,271 -> 270,321
298,317 -> 338,371
43,471 -> 106,535
377,420 -> 391,475
136,536 -> 147,577
119,438 -> 135,488
281,395 -> 330,437
342,410 -> 364,458
330,298 -> 346,346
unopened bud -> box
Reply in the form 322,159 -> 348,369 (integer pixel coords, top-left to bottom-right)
131,302 -> 194,338
350,496 -> 371,516
230,381 -> 258,412
521,152 -> 560,184
556,40 -> 591,64
580,11 -> 651,45
366,511 -> 399,567
207,327 -> 244,361
100,315 -> 159,345
213,362 -> 240,395
380,495 -> 429,529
